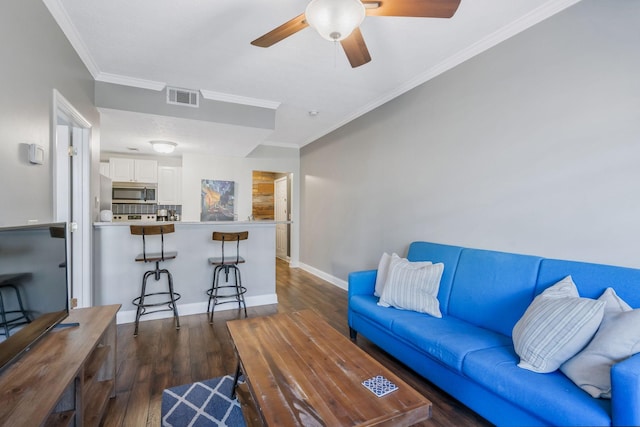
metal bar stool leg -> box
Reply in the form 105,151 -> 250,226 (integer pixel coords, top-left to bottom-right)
209,266 -> 223,324
134,271 -> 153,336
231,266 -> 243,315
7,285 -> 30,323
0,290 -> 9,338
235,267 -> 248,318
165,269 -> 180,330
231,362 -> 242,398
207,265 -> 222,316
207,273 -> 213,315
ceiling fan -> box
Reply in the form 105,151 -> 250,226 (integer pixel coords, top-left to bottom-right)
251,0 -> 462,68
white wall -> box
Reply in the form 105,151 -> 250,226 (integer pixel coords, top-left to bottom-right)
181,146 -> 301,264
0,1 -> 99,227
299,0 -> 640,280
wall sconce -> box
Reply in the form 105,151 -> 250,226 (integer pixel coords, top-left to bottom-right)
29,144 -> 45,165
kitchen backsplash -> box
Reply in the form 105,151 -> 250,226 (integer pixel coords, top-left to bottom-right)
112,204 -> 182,215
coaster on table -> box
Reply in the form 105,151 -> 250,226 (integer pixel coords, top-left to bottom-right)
362,375 -> 398,397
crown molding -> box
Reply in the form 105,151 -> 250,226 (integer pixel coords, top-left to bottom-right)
95,73 -> 166,91
43,0 -> 100,78
200,89 -> 281,110
45,0 -> 167,92
259,141 -> 301,149
301,0 -> 584,147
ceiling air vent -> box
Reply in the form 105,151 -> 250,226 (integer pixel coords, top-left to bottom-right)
166,87 -> 199,108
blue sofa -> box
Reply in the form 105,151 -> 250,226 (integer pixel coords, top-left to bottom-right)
348,241 -> 640,426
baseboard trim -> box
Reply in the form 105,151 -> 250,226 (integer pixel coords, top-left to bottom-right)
298,263 -> 348,291
116,293 -> 279,325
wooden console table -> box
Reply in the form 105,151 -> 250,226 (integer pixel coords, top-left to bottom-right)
0,304 -> 120,426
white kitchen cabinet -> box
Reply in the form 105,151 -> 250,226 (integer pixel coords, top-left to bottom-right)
135,159 -> 158,183
109,158 -> 133,181
157,166 -> 182,204
109,158 -> 158,183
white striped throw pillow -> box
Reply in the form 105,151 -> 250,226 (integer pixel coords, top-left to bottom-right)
378,256 -> 444,318
374,253 -> 432,297
512,276 -> 605,373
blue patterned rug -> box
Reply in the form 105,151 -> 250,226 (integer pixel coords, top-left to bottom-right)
161,375 -> 247,427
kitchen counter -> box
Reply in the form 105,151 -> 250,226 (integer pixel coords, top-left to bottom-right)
93,220 -> 291,226
93,221 -> 279,324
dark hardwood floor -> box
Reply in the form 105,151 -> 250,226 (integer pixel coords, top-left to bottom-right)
101,259 -> 491,426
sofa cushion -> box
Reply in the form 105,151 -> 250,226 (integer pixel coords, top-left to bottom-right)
350,294 -> 422,331
405,242 -> 464,315
537,258 -> 640,307
562,288 -> 640,398
462,346 -> 612,427
391,314 -> 512,371
512,276 -> 605,373
378,258 -> 443,317
447,248 -> 542,336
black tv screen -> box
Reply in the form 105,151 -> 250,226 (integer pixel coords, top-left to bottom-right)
0,222 -> 69,372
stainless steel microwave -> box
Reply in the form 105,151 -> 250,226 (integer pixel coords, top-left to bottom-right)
112,182 -> 157,204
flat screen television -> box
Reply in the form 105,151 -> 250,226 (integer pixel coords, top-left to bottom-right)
0,222 -> 69,372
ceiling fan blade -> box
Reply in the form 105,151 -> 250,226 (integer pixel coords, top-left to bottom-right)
251,13 -> 309,47
340,27 -> 371,68
363,0 -> 461,18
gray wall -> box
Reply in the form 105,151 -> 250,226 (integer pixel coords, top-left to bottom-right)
0,0 -> 99,226
300,0 -> 640,280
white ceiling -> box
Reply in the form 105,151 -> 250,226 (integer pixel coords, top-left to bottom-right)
98,108 -> 273,158
45,0 -> 581,157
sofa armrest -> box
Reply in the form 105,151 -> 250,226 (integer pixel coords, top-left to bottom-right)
347,269 -> 377,337
348,270 -> 377,299
611,352 -> 640,426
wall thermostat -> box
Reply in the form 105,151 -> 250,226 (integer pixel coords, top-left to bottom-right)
29,144 -> 45,165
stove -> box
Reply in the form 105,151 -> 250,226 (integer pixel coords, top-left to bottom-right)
112,214 -> 157,222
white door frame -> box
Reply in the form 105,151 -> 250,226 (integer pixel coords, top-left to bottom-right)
275,176 -> 289,260
52,89 -> 93,308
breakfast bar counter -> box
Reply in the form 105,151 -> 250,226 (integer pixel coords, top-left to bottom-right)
93,221 -> 280,324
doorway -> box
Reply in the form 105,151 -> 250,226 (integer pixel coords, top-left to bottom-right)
53,90 -> 92,308
252,171 -> 292,260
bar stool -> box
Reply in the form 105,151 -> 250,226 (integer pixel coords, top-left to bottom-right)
0,273 -> 32,338
207,231 -> 249,323
130,224 -> 181,336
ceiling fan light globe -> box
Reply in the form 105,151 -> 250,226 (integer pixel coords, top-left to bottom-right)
305,0 -> 365,42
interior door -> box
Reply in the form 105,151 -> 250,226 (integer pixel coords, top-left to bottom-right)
55,124 -> 74,304
53,90 -> 92,308
275,177 -> 288,259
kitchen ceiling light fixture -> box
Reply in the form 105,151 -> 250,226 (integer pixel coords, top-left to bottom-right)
305,0 -> 365,41
150,140 -> 177,154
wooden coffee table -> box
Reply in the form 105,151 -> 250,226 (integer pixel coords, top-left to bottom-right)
227,310 -> 432,426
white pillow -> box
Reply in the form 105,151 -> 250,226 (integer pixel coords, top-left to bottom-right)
374,253 -> 431,297
378,256 -> 443,318
561,288 -> 640,398
512,276 -> 605,373
374,252 -> 391,297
